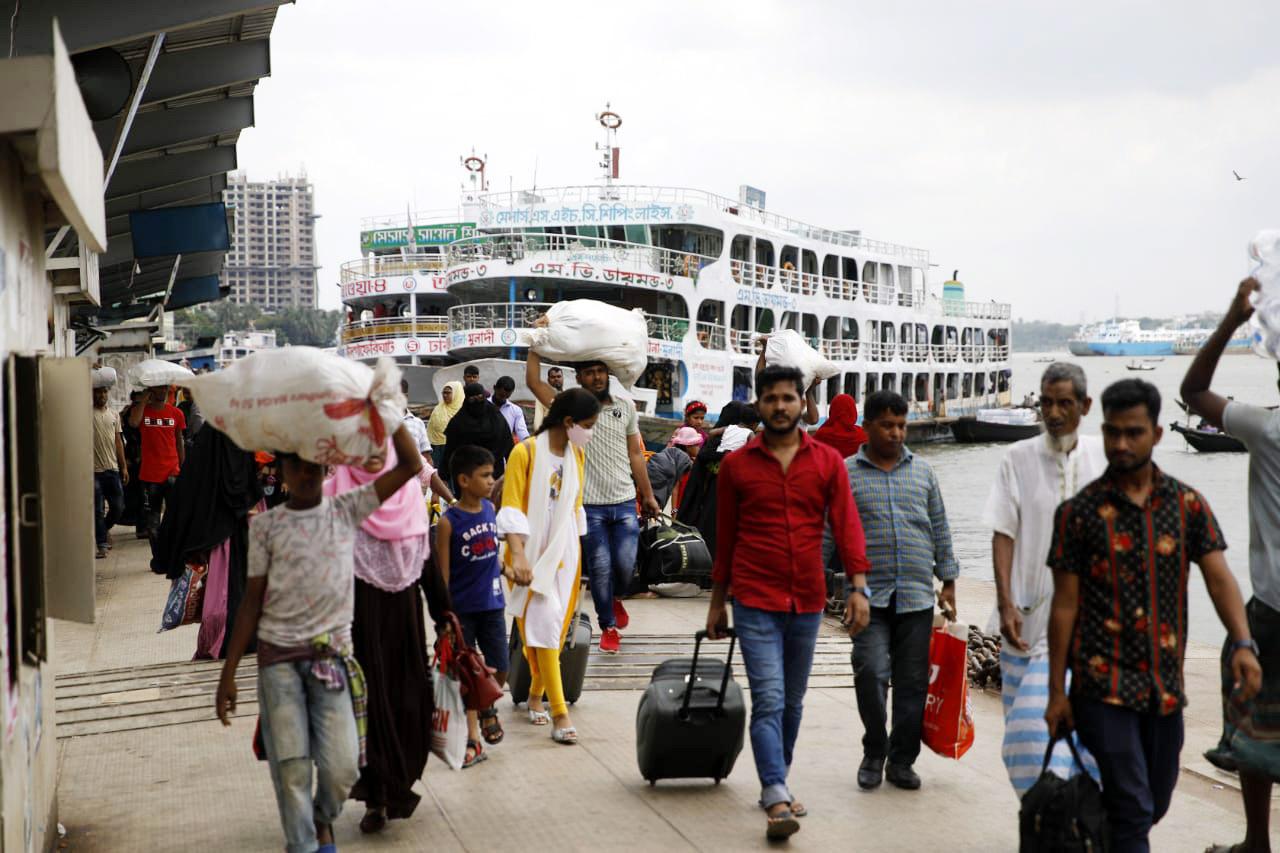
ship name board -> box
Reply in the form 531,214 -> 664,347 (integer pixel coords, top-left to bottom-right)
482,202 -> 694,227
340,337 -> 451,359
359,222 -> 476,251
530,261 -> 674,290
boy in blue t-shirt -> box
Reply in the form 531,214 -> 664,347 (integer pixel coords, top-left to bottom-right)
436,444 -> 507,768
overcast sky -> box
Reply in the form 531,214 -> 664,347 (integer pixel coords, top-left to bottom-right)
236,1 -> 1280,322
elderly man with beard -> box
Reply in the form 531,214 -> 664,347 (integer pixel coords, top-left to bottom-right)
982,362 -> 1106,796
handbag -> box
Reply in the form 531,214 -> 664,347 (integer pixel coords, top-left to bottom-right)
638,514 -> 712,587
921,622 -> 976,759
1019,733 -> 1109,852
438,611 -> 505,712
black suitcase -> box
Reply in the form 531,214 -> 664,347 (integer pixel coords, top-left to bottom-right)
636,629 -> 745,785
508,588 -> 592,706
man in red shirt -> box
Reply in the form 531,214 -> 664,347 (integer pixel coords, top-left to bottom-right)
128,385 -> 186,538
706,365 -> 869,841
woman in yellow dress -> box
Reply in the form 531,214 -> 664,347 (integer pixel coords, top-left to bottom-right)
497,388 -> 600,745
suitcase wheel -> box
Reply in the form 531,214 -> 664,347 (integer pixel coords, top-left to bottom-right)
648,779 -> 655,787
714,778 -> 721,785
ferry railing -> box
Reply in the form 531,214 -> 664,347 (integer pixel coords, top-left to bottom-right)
820,339 -> 860,361
866,340 -> 898,361
646,314 -> 691,342
340,316 -> 449,343
696,322 -> 726,350
729,328 -> 757,355
729,259 -> 775,289
447,302 -> 553,336
473,185 -> 931,264
943,300 -> 1012,320
822,276 -> 860,302
899,342 -> 930,363
446,232 -> 715,283
340,253 -> 448,283
360,207 -> 468,231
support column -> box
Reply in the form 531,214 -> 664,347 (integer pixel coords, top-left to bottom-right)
508,276 -> 517,361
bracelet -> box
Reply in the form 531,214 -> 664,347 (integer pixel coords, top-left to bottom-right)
1230,638 -> 1260,657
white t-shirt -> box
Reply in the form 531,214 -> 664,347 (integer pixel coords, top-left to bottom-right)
248,483 -> 381,647
402,410 -> 431,453
981,433 -> 1107,656
1224,401 -> 1280,612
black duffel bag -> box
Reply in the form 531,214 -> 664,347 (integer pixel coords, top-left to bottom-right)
1019,733 -> 1109,852
638,515 -> 713,588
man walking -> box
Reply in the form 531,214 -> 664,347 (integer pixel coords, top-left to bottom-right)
399,378 -> 432,456
1044,379 -> 1261,853
533,366 -> 564,430
528,352 -> 660,654
1182,278 -> 1280,853
706,365 -> 869,840
92,385 -> 128,558
128,385 -> 186,538
983,362 -> 1107,795
847,390 -> 958,791
492,375 -> 530,441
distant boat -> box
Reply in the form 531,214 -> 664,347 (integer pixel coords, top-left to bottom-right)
951,408 -> 1041,443
1033,356 -> 1055,363
1126,360 -> 1156,371
1170,422 -> 1246,453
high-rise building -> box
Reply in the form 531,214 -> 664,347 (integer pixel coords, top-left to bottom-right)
221,173 -> 318,308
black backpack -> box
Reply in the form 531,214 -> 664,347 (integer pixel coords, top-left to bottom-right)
1019,734 -> 1109,852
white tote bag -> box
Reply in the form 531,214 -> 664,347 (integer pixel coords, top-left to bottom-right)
430,664 -> 467,771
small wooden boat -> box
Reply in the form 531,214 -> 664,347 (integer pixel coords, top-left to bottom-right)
1170,422 -> 1246,453
951,415 -> 1041,443
1033,356 -> 1055,363
1126,360 -> 1156,371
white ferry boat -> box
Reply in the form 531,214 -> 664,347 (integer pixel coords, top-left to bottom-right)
337,111 -> 1013,424
1068,320 -> 1204,357
217,328 -> 279,369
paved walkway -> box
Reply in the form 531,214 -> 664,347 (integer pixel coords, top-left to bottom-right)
52,534 -> 1267,851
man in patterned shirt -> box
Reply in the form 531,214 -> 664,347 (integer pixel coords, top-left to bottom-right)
1045,379 -> 1261,853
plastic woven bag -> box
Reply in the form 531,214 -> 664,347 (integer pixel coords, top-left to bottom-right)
527,300 -> 649,387
922,622 -> 975,759
128,359 -> 194,389
91,366 -> 118,389
158,561 -> 208,632
186,348 -> 403,467
1247,230 -> 1280,359
763,329 -> 839,388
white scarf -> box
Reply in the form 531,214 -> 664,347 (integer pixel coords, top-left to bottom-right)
505,432 -> 581,615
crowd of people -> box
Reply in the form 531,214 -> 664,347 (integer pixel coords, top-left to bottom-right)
83,279 -> 1278,851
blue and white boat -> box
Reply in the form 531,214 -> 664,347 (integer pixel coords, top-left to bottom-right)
1068,320 -> 1201,357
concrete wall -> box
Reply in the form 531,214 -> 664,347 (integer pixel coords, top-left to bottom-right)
0,145 -> 61,852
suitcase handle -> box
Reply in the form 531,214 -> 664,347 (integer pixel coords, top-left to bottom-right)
683,628 -> 736,717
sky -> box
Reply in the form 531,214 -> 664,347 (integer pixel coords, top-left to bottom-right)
236,0 -> 1280,322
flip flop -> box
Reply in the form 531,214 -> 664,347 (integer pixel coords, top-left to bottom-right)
551,726 -> 578,745
758,799 -> 807,818
765,809 -> 800,840
527,708 -> 551,726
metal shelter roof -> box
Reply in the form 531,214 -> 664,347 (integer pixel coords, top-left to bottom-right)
12,1 -> 291,322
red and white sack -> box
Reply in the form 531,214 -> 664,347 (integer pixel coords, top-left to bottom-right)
186,347 -> 404,467
527,299 -> 648,387
922,622 -> 976,759
764,329 -> 839,388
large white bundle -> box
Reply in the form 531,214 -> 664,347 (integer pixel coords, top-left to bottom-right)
186,348 -> 404,467
91,366 -> 118,389
527,299 -> 648,387
1247,230 -> 1280,359
763,329 -> 839,389
129,359 -> 194,388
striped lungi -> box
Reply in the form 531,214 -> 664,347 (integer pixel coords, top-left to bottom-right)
1220,597 -> 1280,782
1001,650 -> 1099,797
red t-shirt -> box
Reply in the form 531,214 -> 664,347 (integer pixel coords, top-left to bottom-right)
138,404 -> 186,483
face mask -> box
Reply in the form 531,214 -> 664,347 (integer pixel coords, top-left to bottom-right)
567,423 -> 594,448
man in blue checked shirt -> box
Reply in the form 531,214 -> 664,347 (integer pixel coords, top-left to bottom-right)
845,390 -> 959,792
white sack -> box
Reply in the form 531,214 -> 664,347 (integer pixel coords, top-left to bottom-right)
1247,229 -> 1280,359
527,299 -> 649,387
128,359 -> 194,388
763,329 -> 839,388
91,366 -> 118,389
185,347 -> 404,467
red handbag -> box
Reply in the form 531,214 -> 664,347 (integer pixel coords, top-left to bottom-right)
438,611 -> 504,712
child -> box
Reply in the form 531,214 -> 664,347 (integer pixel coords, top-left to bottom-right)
436,444 -> 508,768
215,424 -> 422,853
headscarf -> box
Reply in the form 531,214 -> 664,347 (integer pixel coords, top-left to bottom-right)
443,383 -> 514,478
323,438 -> 428,542
814,393 -> 868,459
426,380 -> 464,446
684,400 -> 707,421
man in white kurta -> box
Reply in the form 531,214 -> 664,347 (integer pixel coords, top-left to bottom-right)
982,363 -> 1106,796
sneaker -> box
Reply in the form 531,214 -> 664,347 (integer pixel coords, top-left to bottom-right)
613,599 -> 630,631
95,546 -> 108,559
599,627 -> 620,655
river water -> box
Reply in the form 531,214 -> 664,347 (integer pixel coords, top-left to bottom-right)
912,351 -> 1275,646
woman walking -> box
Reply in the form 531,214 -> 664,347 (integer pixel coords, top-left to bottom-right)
497,388 -> 600,745
813,393 -> 867,459
427,380 -> 463,472
324,440 -> 440,833
443,382 -> 514,481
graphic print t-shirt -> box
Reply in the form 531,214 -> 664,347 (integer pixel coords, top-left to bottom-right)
445,500 -> 503,613
138,403 -> 186,483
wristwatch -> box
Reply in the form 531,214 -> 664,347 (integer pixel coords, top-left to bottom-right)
848,585 -> 871,600
1230,638 -> 1261,657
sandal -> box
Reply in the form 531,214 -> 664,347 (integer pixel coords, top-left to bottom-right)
463,739 -> 488,768
527,708 -> 551,726
765,808 -> 801,840
551,726 -> 579,745
479,707 -> 504,744
759,799 -> 807,818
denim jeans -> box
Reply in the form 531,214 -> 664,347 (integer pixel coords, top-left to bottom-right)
851,604 -> 934,766
1073,698 -> 1184,853
258,661 -> 360,853
138,478 -> 171,537
93,471 -> 124,547
584,501 -> 639,629
732,602 -> 822,808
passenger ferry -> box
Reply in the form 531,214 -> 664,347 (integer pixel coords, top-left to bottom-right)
337,110 -> 1013,423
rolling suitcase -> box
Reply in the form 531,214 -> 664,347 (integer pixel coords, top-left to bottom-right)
508,584 -> 592,706
635,629 -> 745,785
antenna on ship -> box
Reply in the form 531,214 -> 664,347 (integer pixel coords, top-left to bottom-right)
595,103 -> 622,199
461,148 -> 488,193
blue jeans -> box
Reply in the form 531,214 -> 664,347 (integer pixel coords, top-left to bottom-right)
93,471 -> 124,547
851,604 -> 934,766
732,602 -> 823,808
258,661 -> 360,853
584,501 -> 639,630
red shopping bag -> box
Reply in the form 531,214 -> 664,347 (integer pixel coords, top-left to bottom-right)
922,623 -> 975,759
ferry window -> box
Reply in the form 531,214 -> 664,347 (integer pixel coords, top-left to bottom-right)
733,367 -> 753,402
882,373 -> 895,393
826,376 -> 841,403
781,246 -> 798,269
822,255 -> 839,278
962,374 -> 973,397
624,225 -> 647,245
842,257 -> 858,281
801,250 -> 818,274
901,374 -> 912,399
754,239 -> 775,287
842,317 -> 859,342
866,374 -> 879,396
862,261 -> 878,283
608,226 -> 626,243
801,314 -> 819,345
781,311 -> 798,331
755,309 -> 775,334
844,373 -> 860,399
697,300 -> 724,325
897,265 -> 913,294
823,317 -> 840,341
947,373 -> 960,400
880,264 -> 895,288
915,374 -> 928,403
731,235 -> 751,260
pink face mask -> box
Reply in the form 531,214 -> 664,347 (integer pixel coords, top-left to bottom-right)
567,423 -> 594,448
